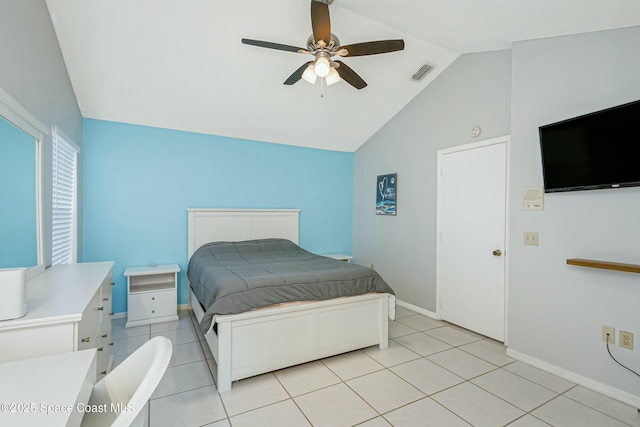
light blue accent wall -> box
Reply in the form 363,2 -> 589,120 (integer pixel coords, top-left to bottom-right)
82,119 -> 354,314
0,117 -> 37,268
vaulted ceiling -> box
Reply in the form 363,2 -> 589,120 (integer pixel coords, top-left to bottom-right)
45,0 -> 640,152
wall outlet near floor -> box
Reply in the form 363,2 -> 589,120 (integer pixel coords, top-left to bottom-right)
524,232 -> 539,246
619,330 -> 634,350
602,325 -> 615,344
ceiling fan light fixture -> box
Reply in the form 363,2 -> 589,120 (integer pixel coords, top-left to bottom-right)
314,55 -> 331,77
302,64 -> 318,84
325,67 -> 341,86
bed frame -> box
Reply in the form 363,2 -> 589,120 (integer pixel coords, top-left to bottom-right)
187,208 -> 393,392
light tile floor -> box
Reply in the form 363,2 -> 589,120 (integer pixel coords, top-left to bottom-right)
111,307 -> 640,426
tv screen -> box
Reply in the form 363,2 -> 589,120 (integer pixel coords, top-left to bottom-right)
539,100 -> 640,193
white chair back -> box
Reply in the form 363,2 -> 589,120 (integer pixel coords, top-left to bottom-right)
80,336 -> 172,427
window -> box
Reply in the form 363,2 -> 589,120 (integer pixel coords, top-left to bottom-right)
52,127 -> 78,265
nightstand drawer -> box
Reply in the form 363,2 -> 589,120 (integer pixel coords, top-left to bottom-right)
127,290 -> 176,322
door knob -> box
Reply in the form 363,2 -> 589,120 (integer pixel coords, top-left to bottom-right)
492,249 -> 502,256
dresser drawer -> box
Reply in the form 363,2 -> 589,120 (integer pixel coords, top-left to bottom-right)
97,332 -> 113,378
78,287 -> 102,350
100,274 -> 113,325
97,273 -> 114,376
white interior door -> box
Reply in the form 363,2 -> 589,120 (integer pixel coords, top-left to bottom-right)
438,137 -> 508,342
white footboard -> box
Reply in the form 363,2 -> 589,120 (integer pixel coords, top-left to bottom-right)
190,289 -> 393,392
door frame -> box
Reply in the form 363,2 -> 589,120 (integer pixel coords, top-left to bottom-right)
435,135 -> 511,344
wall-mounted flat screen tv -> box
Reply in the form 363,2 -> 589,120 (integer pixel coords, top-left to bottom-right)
539,99 -> 640,193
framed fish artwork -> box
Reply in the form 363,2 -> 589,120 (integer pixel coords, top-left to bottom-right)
376,173 -> 396,215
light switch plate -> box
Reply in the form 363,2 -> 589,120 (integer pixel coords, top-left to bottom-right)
524,232 -> 539,246
523,187 -> 544,210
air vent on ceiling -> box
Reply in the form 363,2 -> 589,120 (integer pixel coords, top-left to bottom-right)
411,63 -> 435,81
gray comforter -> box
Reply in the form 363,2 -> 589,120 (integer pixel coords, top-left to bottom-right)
188,238 -> 395,332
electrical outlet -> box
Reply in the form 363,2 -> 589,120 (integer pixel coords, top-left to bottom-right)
620,330 -> 634,350
602,325 -> 615,344
524,232 -> 539,246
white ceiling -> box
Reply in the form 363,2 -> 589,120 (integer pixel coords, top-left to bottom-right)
45,0 -> 640,152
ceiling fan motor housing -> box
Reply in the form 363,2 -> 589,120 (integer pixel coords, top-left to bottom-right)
306,34 -> 340,51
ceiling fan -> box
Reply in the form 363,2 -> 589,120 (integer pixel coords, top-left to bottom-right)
241,0 -> 405,90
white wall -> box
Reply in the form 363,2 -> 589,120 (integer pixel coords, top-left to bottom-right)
508,27 -> 640,403
355,25 -> 640,404
354,50 -> 511,311
0,0 -> 83,265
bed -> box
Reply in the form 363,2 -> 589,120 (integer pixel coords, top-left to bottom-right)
187,208 -> 396,392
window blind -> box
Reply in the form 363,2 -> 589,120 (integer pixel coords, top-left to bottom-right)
52,127 -> 78,265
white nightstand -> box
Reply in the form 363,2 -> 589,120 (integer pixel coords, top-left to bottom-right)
124,264 -> 180,328
323,253 -> 353,262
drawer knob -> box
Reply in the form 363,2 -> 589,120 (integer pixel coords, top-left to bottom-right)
109,342 -> 114,346
102,334 -> 108,338
98,306 -> 104,311
111,282 -> 115,286
103,297 -> 109,301
97,347 -> 104,351
81,337 -> 90,343
101,371 -> 107,375
152,297 -> 155,300
152,310 -> 155,314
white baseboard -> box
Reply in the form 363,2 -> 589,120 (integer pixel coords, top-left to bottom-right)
506,348 -> 640,408
396,299 -> 440,320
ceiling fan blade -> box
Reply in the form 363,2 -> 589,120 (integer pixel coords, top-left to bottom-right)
241,38 -> 309,54
338,40 -> 405,57
334,61 -> 367,90
284,61 -> 314,85
310,1 -> 331,44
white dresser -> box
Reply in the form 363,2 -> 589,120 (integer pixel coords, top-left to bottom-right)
0,262 -> 114,378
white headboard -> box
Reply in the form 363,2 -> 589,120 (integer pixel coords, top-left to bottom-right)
187,209 -> 300,260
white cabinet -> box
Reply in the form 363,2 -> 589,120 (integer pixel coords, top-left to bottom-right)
0,262 -> 114,378
124,264 -> 180,328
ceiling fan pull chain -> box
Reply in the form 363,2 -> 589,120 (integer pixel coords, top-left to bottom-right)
320,77 -> 325,98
